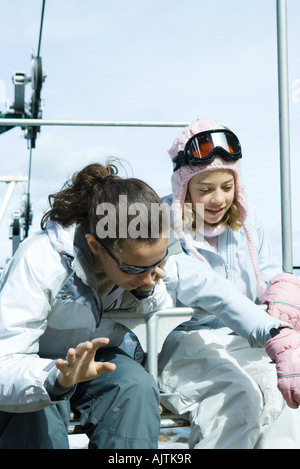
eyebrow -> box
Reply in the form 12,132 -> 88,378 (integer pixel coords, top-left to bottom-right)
197,178 -> 234,186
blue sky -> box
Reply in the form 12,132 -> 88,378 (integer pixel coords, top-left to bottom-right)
1,0 -> 300,267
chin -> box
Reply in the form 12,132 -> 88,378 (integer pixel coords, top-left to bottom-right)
205,218 -> 222,226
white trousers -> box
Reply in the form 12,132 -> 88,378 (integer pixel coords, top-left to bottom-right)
158,329 -> 300,449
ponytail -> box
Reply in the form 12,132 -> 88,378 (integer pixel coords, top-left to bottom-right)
40,161 -> 119,230
41,159 -> 167,252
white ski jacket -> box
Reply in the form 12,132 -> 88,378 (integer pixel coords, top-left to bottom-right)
0,221 -> 172,413
163,200 -> 291,347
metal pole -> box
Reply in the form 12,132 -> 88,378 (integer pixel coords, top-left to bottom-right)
0,181 -> 16,225
276,0 -> 293,272
146,314 -> 158,382
0,118 -> 189,128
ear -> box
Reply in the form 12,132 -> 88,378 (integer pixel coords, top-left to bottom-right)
85,234 -> 101,255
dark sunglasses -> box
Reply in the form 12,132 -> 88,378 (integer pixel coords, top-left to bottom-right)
98,240 -> 168,275
173,129 -> 242,172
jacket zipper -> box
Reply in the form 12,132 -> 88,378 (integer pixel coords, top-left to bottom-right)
66,254 -> 103,327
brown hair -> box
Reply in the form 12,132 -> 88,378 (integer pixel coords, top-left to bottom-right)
41,159 -> 167,252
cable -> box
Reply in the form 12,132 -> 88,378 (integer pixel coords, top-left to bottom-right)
24,0 -> 46,238
24,147 -> 33,238
37,0 -> 46,57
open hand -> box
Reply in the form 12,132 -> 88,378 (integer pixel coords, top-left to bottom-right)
56,337 -> 116,388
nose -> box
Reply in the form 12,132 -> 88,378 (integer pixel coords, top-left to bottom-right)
210,189 -> 225,205
135,270 -> 154,285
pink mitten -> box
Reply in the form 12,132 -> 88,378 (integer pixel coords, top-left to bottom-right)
265,328 -> 300,409
262,273 -> 300,330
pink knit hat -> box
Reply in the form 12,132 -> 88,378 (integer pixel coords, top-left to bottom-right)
169,116 -> 266,300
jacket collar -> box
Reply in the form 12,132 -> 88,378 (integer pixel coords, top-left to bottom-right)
46,220 -> 97,289
46,220 -> 77,257
45,221 -> 124,305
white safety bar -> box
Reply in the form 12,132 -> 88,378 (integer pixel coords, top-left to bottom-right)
0,118 -> 189,128
0,176 -> 28,225
103,307 -> 205,381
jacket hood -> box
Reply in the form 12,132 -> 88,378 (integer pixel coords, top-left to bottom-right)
45,220 -> 78,258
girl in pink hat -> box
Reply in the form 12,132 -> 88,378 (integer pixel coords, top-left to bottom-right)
158,116 -> 300,449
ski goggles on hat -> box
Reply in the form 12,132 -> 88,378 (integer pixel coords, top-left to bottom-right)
173,129 -> 242,172
98,240 -> 169,275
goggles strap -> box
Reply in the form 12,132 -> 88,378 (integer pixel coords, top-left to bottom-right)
173,151 -> 186,172
173,148 -> 233,172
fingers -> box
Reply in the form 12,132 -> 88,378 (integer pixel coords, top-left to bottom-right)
152,265 -> 166,280
74,337 -> 110,356
285,394 -> 299,409
150,265 -> 166,284
55,337 -> 115,387
278,379 -> 300,409
144,260 -> 167,285
56,358 -> 68,374
290,389 -> 300,409
158,258 -> 167,270
56,348 -> 76,370
66,347 -> 77,364
97,361 -> 117,374
57,338 -> 110,371
90,337 -> 110,348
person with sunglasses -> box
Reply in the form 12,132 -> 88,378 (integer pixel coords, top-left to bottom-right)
0,160 -> 172,449
158,116 -> 300,449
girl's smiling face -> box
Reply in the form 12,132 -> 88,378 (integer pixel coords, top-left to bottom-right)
187,169 -> 235,226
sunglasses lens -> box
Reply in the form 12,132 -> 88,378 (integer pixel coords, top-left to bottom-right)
120,266 -> 146,275
119,249 -> 168,275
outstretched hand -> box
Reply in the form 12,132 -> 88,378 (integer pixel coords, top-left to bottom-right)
56,337 -> 116,388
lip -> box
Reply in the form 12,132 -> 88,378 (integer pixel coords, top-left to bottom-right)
206,207 -> 225,216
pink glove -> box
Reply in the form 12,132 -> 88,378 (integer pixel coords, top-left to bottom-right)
262,273 -> 300,330
265,328 -> 300,409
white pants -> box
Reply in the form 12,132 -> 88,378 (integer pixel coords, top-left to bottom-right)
158,329 -> 300,449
